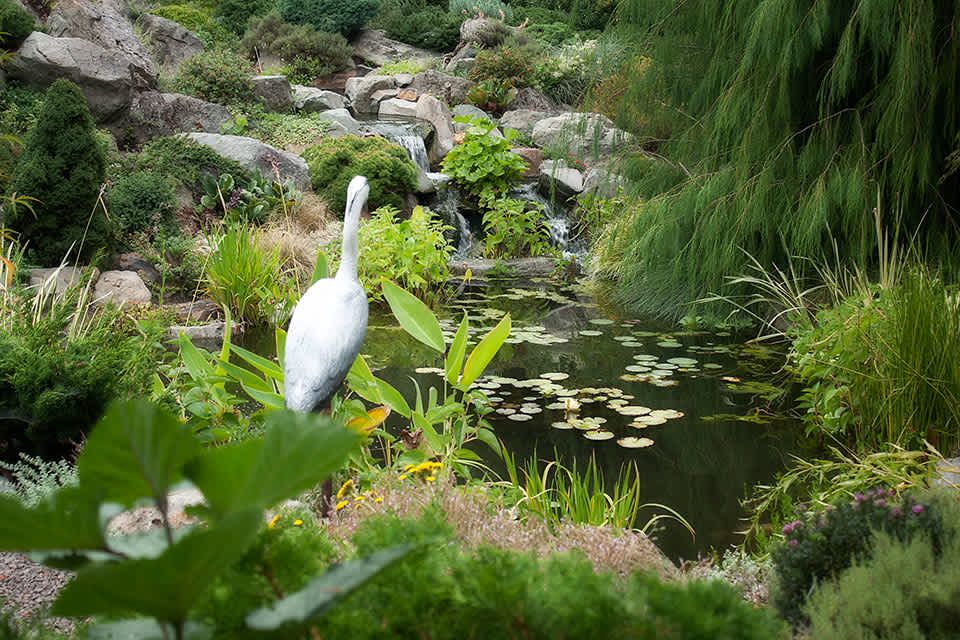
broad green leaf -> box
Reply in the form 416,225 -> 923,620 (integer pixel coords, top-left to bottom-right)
86,619 -> 212,640
218,359 -> 271,393
346,354 -> 380,403
275,328 -> 287,373
185,411 -> 360,519
77,400 -> 201,510
380,278 -> 444,353
216,308 -> 232,378
230,344 -> 284,381
178,332 -> 213,382
311,249 -> 329,284
445,313 -> 469,386
458,313 -> 511,390
0,487 -> 104,551
246,544 -> 416,630
375,378 -> 411,418
241,385 -> 285,410
412,412 -> 444,455
53,509 -> 261,622
474,428 -> 502,457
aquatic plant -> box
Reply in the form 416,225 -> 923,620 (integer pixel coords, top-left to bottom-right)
481,197 -> 556,259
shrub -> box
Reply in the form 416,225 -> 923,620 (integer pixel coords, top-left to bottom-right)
448,0 -> 512,23
172,48 -> 256,106
241,10 -> 354,80
482,197 -> 556,258
9,79 -> 109,265
150,4 -> 233,46
441,117 -> 527,202
134,136 -> 255,198
532,37 -> 598,105
382,5 -> 463,52
569,0 -> 614,31
470,45 -> 535,88
107,171 -> 176,237
465,78 -> 514,114
772,488 -> 948,627
214,0 -> 274,35
276,0 -> 379,38
357,205 -> 451,303
527,21 -> 575,45
303,135 -> 418,215
0,0 -> 34,48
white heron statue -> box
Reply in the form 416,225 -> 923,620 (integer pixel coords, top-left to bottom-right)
284,175 -> 370,413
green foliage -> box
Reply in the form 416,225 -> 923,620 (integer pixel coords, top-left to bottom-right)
204,225 -> 297,326
107,171 -> 177,237
8,79 -> 108,265
789,269 -> 960,450
0,0 -> 34,48
124,229 -> 204,303
172,48 -> 256,106
466,78 -> 513,114
241,10 -> 354,82
303,135 -> 418,214
381,3 -> 463,52
569,0 -> 614,31
0,452 -> 77,508
482,197 -> 556,258
805,531 -> 960,639
276,0 -> 379,38
150,4 -> 233,46
471,46 -> 535,88
441,117 -> 527,201
214,0 -> 274,35
527,21 -> 575,45
356,205 -> 451,303
448,0 -> 512,23
134,136 -> 255,198
377,59 -> 431,76
598,0 -> 960,320
772,488 -> 949,626
0,399 -> 373,639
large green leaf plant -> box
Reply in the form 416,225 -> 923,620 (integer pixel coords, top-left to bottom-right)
0,400 -> 415,639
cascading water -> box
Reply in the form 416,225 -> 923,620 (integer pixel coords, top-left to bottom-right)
366,120 -> 430,172
428,185 -> 476,258
508,182 -> 585,257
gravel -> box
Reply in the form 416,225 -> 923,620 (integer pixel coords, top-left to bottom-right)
0,551 -> 75,634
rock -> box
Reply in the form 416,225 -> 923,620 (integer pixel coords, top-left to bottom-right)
344,74 -> 396,114
444,46 -> 476,76
107,488 -> 205,535
449,258 -> 558,279
935,458 -> 960,488
7,32 -> 144,122
292,85 -> 346,112
511,147 -> 543,178
410,69 -> 472,106
452,104 -> 490,130
124,91 -> 230,145
532,112 -> 634,159
315,108 -> 364,137
165,298 -> 221,323
166,321 -> 243,351
499,109 -> 548,138
114,252 -> 160,286
394,73 -> 414,87
28,266 -> 99,297
252,75 -> 293,113
369,87 -> 399,108
508,87 -> 561,113
139,13 -> 203,72
416,94 -> 455,161
183,133 -> 310,189
582,166 -> 626,200
459,18 -> 507,48
313,70 -> 358,92
46,0 -> 157,89
539,159 -> 584,199
378,97 -> 419,118
396,88 -> 418,101
350,28 -> 440,67
93,270 -> 152,305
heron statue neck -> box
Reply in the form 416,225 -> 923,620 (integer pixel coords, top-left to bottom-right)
336,176 -> 367,282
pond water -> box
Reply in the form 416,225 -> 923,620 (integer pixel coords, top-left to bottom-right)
356,279 -> 801,562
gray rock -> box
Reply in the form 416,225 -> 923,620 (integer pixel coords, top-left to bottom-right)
93,270 -> 152,305
315,108 -> 364,137
252,75 -> 293,113
350,28 -> 441,67
125,91 -> 230,145
394,72 -> 414,87
935,457 -> 960,488
114,252 -> 160,285
444,52 -> 476,76
499,109 -> 548,138
28,266 -> 99,297
449,257 -> 558,279
459,18 -> 507,48
344,74 -> 396,114
166,321 -> 243,351
508,87 -> 561,113
452,104 -> 490,129
378,97 -> 419,118
532,112 -> 634,159
410,69 -> 472,106
416,94 -> 455,161
46,0 -> 157,89
165,299 -> 221,323
183,133 -> 310,189
539,159 -> 584,199
292,85 -> 346,112
369,88 -> 399,108
582,166 -> 626,200
8,32 -> 144,122
139,13 -> 203,71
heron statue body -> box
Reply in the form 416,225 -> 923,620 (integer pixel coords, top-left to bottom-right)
284,175 -> 370,413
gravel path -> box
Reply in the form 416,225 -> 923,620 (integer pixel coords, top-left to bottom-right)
0,551 -> 75,634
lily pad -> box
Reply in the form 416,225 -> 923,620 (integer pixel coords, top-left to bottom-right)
540,372 -> 569,381
589,319 -> 614,325
657,340 -> 683,348
507,413 -> 533,422
632,415 -> 667,426
579,330 -> 604,337
551,421 -> 574,430
650,409 -> 685,420
667,357 -> 698,367
414,367 -> 444,374
617,406 -> 652,416
617,436 -> 654,448
583,430 -> 615,441
633,354 -> 658,362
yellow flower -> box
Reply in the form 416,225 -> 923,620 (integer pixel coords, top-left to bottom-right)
355,495 -> 366,502
375,497 -> 383,503
268,514 -> 281,529
398,474 -> 408,481
293,519 -> 303,526
402,463 -> 416,472
335,500 -> 349,511
426,475 -> 436,482
336,479 -> 353,499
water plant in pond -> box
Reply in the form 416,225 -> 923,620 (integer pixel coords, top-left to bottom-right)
481,196 -> 557,259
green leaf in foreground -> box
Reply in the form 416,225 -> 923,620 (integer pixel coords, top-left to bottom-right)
85,619 -> 212,640
381,278 -> 445,352
246,544 -> 417,630
458,313 -> 511,390
0,487 -> 105,552
445,312 -> 469,386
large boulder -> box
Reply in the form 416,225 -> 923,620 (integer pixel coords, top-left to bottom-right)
344,74 -> 397,114
500,109 -> 549,138
444,43 -> 477,76
532,112 -> 634,159
350,28 -> 441,67
93,270 -> 152,306
46,0 -> 157,89
28,266 -> 99,297
182,133 -> 310,189
416,94 -> 455,161
452,104 -> 490,128
410,70 -> 472,106
378,97 -> 418,119
511,147 -> 543,178
315,108 -> 364,137
509,87 -> 561,113
252,75 -> 293,113
124,91 -> 230,146
292,85 -> 346,112
7,32 -> 143,122
139,13 -> 203,72
538,159 -> 584,199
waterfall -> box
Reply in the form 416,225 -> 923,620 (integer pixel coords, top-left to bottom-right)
429,186 -> 475,258
367,120 -> 430,172
508,183 -> 585,257
395,136 -> 430,172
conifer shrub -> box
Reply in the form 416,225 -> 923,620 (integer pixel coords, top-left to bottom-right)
303,135 -> 418,215
569,0 -> 614,31
8,79 -> 109,265
0,0 -> 34,48
107,171 -> 176,237
241,10 -> 354,82
150,4 -> 232,45
448,0 -> 513,23
172,48 -> 256,106
382,3 -> 463,52
275,0 -> 378,38
214,0 -> 274,35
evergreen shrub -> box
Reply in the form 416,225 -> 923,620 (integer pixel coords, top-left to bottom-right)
569,0 -> 614,31
150,4 -> 232,45
275,0 -> 378,38
773,488 -> 949,627
0,0 -> 34,48
303,135 -> 418,215
172,48 -> 256,106
470,46 -> 534,87
9,79 -> 109,265
241,10 -> 353,81
214,0 -> 274,35
382,4 -> 463,52
107,171 -> 176,237
448,0 -> 512,22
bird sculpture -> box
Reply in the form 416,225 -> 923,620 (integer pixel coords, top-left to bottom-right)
284,175 -> 370,413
